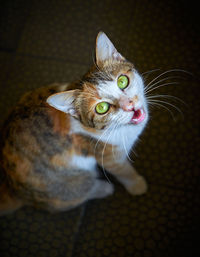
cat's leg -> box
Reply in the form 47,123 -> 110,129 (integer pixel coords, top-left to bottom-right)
97,157 -> 147,195
116,161 -> 148,195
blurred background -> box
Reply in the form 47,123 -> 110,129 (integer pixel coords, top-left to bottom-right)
0,0 -> 199,256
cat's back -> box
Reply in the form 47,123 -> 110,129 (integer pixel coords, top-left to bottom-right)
0,83 -> 74,196
1,83 -> 71,151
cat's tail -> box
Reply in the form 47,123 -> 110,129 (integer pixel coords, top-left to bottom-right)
0,181 -> 23,216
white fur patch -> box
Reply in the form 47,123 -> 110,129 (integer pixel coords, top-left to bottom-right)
93,123 -> 146,153
98,79 -> 121,101
71,155 -> 97,172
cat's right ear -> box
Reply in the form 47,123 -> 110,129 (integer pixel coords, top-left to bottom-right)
95,32 -> 125,66
46,90 -> 79,118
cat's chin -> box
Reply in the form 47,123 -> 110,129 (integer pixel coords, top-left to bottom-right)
129,108 -> 146,125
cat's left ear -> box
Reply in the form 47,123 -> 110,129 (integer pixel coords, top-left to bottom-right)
46,90 -> 79,118
96,32 -> 125,66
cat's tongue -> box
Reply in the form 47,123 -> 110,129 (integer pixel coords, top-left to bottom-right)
131,108 -> 145,124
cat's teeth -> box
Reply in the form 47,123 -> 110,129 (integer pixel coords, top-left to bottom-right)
131,108 -> 145,124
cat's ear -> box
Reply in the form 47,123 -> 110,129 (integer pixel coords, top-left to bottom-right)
96,32 -> 125,66
47,90 -> 79,118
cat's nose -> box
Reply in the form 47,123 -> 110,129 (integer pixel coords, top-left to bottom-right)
119,96 -> 138,112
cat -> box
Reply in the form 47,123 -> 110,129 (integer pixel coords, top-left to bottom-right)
0,32 -> 149,215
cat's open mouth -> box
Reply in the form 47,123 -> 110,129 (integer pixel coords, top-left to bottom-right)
130,108 -> 146,124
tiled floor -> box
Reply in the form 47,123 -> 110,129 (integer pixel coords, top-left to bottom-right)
0,0 -> 199,256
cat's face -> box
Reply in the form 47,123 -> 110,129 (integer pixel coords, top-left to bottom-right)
47,32 -> 148,131
76,62 -> 148,130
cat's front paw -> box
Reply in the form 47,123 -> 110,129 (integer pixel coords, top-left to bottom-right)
127,176 -> 148,195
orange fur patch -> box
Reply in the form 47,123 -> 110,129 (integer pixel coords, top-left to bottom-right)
50,150 -> 71,167
47,106 -> 70,136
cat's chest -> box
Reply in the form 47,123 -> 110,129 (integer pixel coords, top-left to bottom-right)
99,125 -> 139,151
70,117 -> 144,154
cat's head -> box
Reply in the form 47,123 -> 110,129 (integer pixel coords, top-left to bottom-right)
47,32 -> 148,131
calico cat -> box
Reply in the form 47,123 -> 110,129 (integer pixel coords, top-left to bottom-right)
0,32 -> 149,215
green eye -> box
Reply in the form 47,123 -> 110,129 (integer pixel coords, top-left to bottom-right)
117,75 -> 129,89
95,102 -> 110,114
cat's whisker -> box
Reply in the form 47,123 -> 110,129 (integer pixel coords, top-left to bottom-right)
100,126 -> 117,183
148,101 -> 176,121
145,68 -> 191,90
94,126 -> 111,155
112,115 -> 135,162
149,99 -> 184,118
125,129 -> 138,158
93,125 -> 112,182
121,131 -> 134,163
111,123 -> 120,162
129,146 -> 138,158
145,82 -> 180,95
141,68 -> 161,76
108,116 -> 124,162
142,69 -> 161,83
144,76 -> 180,93
109,115 -> 134,163
146,94 -> 187,106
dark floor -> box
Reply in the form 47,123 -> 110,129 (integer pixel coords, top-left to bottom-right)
0,0 -> 200,257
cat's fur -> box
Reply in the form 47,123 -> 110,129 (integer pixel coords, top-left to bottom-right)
0,32 -> 149,215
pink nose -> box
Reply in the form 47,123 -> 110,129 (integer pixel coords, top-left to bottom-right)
119,96 -> 135,112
